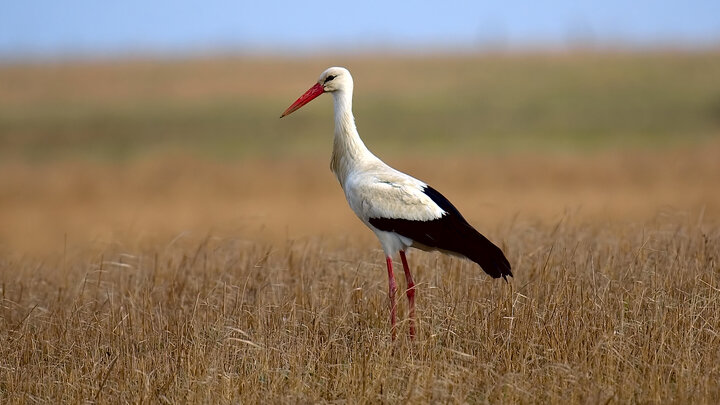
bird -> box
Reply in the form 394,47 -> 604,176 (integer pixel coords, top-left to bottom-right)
280,67 -> 511,340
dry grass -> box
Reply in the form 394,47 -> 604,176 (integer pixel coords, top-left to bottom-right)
1,215 -> 718,403
1,146 -> 719,403
2,52 -> 720,403
1,142 -> 719,257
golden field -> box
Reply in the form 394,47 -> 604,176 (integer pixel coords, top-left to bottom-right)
0,52 -> 719,403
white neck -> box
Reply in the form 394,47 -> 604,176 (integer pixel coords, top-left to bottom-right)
330,89 -> 375,187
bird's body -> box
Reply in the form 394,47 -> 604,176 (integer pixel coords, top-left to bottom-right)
281,67 -> 511,339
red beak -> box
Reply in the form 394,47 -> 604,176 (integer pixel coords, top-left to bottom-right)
280,83 -> 325,118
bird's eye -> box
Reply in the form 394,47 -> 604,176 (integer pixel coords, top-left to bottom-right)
325,75 -> 336,83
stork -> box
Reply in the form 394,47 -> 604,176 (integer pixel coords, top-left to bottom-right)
281,67 -> 511,340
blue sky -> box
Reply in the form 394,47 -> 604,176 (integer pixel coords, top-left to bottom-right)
2,1 -> 719,59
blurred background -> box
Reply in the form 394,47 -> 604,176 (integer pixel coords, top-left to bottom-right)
1,1 -> 719,256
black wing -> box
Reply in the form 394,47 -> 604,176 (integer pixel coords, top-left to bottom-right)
369,185 -> 512,280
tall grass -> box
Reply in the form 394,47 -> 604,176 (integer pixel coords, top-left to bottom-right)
1,217 -> 718,403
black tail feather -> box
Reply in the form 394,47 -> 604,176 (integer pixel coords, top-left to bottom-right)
369,184 -> 512,280
369,214 -> 512,280
461,228 -> 512,280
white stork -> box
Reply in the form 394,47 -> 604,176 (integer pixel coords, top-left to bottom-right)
281,67 -> 511,339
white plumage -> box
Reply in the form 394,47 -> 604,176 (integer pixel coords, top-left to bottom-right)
281,67 -> 511,339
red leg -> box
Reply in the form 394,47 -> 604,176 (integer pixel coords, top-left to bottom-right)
385,256 -> 398,341
399,250 -> 416,339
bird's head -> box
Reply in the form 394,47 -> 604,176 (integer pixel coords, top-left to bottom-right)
318,66 -> 352,93
280,67 -> 352,118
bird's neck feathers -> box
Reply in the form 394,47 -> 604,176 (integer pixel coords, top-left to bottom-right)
330,89 -> 375,187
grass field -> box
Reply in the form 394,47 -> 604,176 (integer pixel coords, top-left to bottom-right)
2,51 -> 720,160
1,51 -> 719,403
